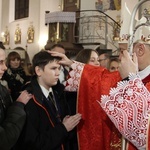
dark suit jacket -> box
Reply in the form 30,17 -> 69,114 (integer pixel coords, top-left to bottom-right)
13,76 -> 71,150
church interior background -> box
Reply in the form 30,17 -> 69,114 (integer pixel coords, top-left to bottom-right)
0,0 -> 149,63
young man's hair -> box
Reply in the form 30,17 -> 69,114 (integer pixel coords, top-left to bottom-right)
32,50 -> 61,75
50,44 -> 65,51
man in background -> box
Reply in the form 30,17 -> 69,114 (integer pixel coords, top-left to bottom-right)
96,49 -> 112,68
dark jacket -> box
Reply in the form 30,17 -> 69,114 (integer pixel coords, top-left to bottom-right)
2,67 -> 27,101
0,83 -> 26,150
14,76 -> 71,150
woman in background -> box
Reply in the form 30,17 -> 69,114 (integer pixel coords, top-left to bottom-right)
108,57 -> 120,72
2,51 -> 27,101
75,49 -> 100,66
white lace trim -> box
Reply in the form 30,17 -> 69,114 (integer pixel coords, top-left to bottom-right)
99,73 -> 150,149
65,61 -> 85,91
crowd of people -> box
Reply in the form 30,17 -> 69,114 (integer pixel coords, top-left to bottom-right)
0,12 -> 150,150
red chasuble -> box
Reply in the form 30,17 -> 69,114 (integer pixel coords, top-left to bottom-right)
77,64 -> 121,150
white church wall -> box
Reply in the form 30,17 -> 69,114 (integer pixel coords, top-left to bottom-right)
38,0 -> 61,51
0,0 -> 61,61
0,0 -> 147,61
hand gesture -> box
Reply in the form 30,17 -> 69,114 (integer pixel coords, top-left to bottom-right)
48,51 -> 73,67
17,90 -> 32,105
119,50 -> 138,79
63,113 -> 82,132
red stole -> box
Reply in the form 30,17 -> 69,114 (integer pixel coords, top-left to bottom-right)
77,64 -> 121,150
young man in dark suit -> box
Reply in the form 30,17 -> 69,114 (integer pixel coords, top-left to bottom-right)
14,50 -> 81,150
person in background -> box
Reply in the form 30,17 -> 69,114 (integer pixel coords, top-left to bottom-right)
22,62 -> 34,82
98,52 -> 110,68
75,49 -> 100,66
13,50 -> 81,150
2,51 -> 27,101
0,41 -> 5,49
0,41 -> 8,89
96,49 -> 111,69
50,44 -> 69,86
0,47 -> 32,150
108,57 -> 120,72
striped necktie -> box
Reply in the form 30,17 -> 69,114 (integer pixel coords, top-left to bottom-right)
48,92 -> 61,122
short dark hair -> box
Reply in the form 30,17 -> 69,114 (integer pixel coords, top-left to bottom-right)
0,41 -> 5,49
50,44 -> 65,50
32,50 -> 61,75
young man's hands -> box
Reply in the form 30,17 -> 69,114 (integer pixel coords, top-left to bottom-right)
63,113 -> 82,132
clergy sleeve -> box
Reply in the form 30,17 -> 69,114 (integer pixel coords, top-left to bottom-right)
65,61 -> 85,91
99,73 -> 150,149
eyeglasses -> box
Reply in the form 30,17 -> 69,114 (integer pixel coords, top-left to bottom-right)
99,58 -> 108,62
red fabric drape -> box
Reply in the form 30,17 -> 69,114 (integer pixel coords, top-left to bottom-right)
77,65 -> 121,150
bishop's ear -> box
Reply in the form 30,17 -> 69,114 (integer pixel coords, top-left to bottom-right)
135,43 -> 145,56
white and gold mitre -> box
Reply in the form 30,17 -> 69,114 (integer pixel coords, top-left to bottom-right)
118,3 -> 131,43
133,16 -> 150,44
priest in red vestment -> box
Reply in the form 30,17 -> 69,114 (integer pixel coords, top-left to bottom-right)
49,13 -> 150,150
100,21 -> 150,150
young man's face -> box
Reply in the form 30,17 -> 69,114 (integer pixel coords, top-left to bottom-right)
36,60 -> 61,90
0,49 -> 7,79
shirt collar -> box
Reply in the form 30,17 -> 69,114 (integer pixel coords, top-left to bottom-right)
39,85 -> 52,98
139,65 -> 150,80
